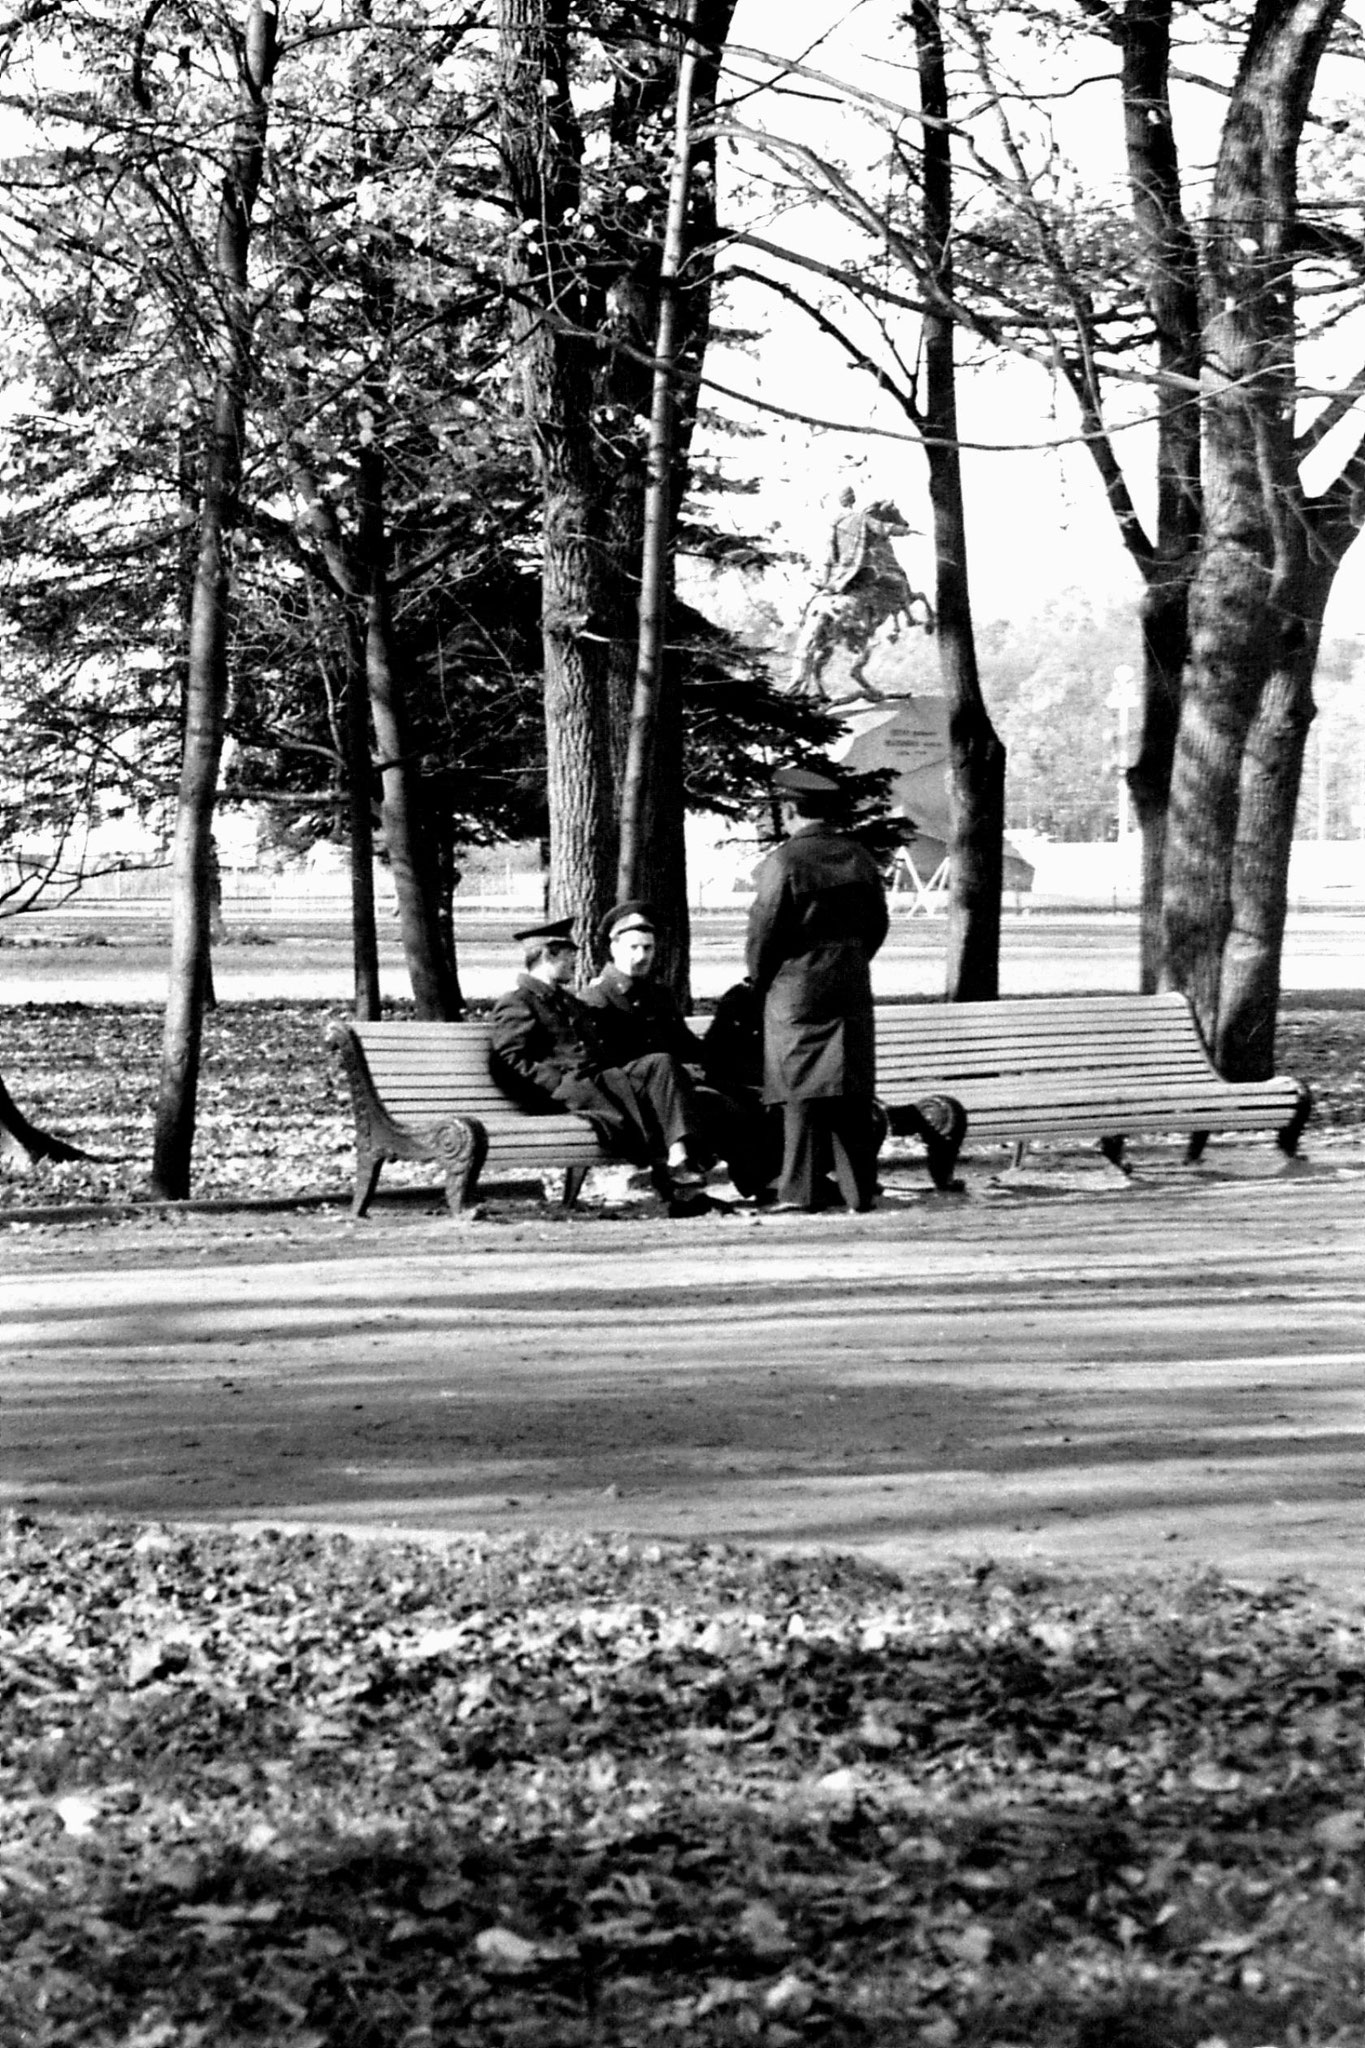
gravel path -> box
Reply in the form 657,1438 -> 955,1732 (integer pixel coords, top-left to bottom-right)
4,1137 -> 1364,1598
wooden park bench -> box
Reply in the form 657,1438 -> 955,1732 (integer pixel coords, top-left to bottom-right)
328,1017 -> 963,1216
327,1019 -> 609,1216
875,991 -> 1312,1171
328,990 -> 1310,1218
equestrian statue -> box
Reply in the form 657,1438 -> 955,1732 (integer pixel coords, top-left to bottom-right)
790,488 -> 935,698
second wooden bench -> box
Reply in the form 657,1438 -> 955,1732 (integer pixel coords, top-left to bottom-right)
875,991 -> 1311,1169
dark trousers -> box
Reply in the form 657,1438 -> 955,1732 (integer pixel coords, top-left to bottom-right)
777,1094 -> 880,1211
692,1086 -> 780,1198
554,1053 -> 698,1166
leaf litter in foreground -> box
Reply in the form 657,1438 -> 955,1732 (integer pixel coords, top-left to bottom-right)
3,1517 -> 1365,2046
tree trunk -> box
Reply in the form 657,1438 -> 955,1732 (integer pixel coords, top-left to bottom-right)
1216,478 -> 1364,1074
1216,646 -> 1316,1078
1130,580 -> 1186,990
623,3 -> 736,998
363,554 -> 460,1018
0,1071 -> 92,1170
1118,0 -> 1203,991
154,518 -> 227,1196
151,0 -> 277,1198
540,482 -> 621,960
344,628 -> 382,1020
1159,0 -> 1341,1045
430,821 -> 467,1015
617,0 -> 699,997
1160,549 -> 1273,1036
915,0 -> 1003,1000
499,0 -> 618,959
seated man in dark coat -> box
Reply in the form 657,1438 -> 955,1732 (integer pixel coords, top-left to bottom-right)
579,901 -> 705,1073
581,901 -> 771,1199
488,916 -> 706,1204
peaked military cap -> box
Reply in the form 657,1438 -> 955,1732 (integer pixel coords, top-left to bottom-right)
773,764 -> 841,798
598,898 -> 657,948
512,915 -> 577,946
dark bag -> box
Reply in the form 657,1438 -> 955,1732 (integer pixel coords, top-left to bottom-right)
701,978 -> 764,1098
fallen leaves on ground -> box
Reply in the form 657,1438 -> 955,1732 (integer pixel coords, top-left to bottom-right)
0,1002 -> 355,1211
4,1519 -> 1365,2046
0,997 -> 1362,1215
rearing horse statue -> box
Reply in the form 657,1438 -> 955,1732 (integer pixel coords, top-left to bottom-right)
791,491 -> 936,698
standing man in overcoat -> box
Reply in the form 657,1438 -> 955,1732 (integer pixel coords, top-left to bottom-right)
745,766 -> 890,1211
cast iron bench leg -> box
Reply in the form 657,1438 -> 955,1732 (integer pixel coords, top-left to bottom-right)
918,1095 -> 967,1191
1277,1086 -> 1313,1157
883,1096 -> 967,1190
429,1118 -> 488,1216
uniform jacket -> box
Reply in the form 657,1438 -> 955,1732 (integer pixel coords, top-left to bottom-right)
580,964 -> 704,1073
487,974 -> 602,1109
745,821 -> 889,1103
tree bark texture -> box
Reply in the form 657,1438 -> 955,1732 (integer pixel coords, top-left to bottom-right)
1217,480 -> 1365,1074
1160,0 -> 1341,1047
1216,645 -> 1315,1078
915,0 -> 1003,1000
1118,0 -> 1203,991
617,0 -> 699,990
151,0 -> 277,1198
499,0 -> 618,958
344,628 -> 382,1020
362,548 -> 461,1019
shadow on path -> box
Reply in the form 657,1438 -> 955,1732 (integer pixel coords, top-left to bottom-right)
4,1156 -> 1364,1593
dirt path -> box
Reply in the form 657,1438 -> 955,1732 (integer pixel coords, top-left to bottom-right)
4,1141 -> 1365,1597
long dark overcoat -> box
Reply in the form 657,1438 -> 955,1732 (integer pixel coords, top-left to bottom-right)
744,822 -> 889,1105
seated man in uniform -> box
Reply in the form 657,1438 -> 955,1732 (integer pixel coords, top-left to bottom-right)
488,916 -> 708,1210
582,901 -> 772,1200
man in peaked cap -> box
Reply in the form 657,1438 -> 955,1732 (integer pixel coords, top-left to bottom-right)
488,913 -> 709,1207
580,901 -> 701,1073
581,900 -> 772,1201
745,763 -> 890,1211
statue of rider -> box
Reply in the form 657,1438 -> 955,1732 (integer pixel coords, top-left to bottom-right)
821,486 -> 906,593
791,486 -> 934,698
